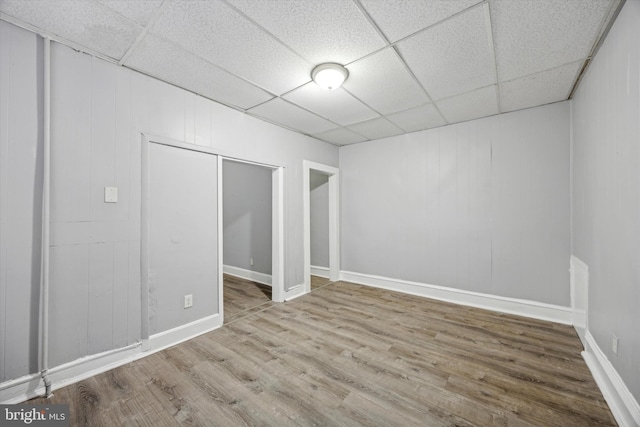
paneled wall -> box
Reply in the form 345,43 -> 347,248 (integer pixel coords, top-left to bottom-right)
223,160 -> 273,275
571,0 -> 640,402
0,20 -> 43,382
340,102 -> 570,306
0,20 -> 338,384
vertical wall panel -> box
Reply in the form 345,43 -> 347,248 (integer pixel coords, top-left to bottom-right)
87,242 -> 114,354
50,44 -> 91,223
340,102 -> 570,306
572,0 -> 640,401
194,95 -> 212,147
114,66 -> 132,223
90,58 -> 116,223
112,240 -> 129,349
0,20 -> 43,382
49,245 -> 89,367
423,131 -> 441,285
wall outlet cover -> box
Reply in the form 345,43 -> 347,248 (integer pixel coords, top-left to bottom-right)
104,187 -> 118,203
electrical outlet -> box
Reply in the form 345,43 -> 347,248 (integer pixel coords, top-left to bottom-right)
612,334 -> 619,355
250,258 -> 254,266
184,294 -> 193,309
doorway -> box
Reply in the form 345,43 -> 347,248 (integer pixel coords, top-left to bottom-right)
217,157 -> 284,324
303,161 -> 340,294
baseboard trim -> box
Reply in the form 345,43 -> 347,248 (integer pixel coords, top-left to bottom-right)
582,332 -> 640,427
146,313 -> 222,354
339,270 -> 572,325
223,265 -> 272,287
310,265 -> 330,278
0,343 -> 141,404
1,314 -> 223,404
284,284 -> 306,301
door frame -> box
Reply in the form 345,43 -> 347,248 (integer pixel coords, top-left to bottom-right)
303,160 -> 340,293
218,157 -> 285,306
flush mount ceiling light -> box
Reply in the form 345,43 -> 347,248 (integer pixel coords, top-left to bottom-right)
311,63 -> 349,90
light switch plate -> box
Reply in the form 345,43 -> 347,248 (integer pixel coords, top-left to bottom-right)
104,187 -> 118,203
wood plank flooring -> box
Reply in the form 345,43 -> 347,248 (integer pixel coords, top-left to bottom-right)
29,278 -> 616,426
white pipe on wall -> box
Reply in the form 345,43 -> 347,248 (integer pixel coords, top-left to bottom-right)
39,36 -> 52,398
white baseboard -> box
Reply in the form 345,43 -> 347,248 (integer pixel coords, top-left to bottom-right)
0,343 -> 141,404
1,314 -> 223,404
146,313 -> 222,353
582,332 -> 640,427
339,270 -> 572,325
284,284 -> 306,301
223,265 -> 272,287
310,265 -> 330,278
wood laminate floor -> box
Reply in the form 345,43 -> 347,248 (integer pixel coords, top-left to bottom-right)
29,278 -> 615,426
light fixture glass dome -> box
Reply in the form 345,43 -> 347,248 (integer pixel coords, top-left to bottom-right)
311,63 -> 348,90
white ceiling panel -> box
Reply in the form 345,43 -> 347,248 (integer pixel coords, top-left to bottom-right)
499,61 -> 583,113
227,0 -> 386,65
0,0 -> 142,60
248,98 -> 336,135
151,0 -> 311,95
0,0 -> 622,147
360,0 -> 481,43
490,0 -> 614,82
313,128 -> 368,146
347,117 -> 404,140
387,104 -> 447,133
125,34 -> 274,110
343,48 -> 430,115
96,0 -> 164,27
283,83 -> 379,126
436,85 -> 499,124
397,4 -> 496,101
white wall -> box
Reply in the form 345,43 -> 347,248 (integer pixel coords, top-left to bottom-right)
571,0 -> 640,405
0,20 -> 43,382
0,21 -> 338,387
340,102 -> 570,306
223,160 -> 272,275
310,171 -> 329,268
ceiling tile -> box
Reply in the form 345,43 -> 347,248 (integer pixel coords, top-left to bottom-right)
499,61 -> 582,113
343,48 -> 430,115
0,0 -> 142,60
360,0 -> 481,42
248,98 -> 336,135
96,0 -> 163,26
436,86 -> 499,124
151,0 -> 311,95
125,34 -> 273,110
347,117 -> 404,140
283,83 -> 379,126
226,0 -> 385,65
313,128 -> 368,146
490,0 -> 613,82
387,104 -> 447,133
397,4 -> 496,101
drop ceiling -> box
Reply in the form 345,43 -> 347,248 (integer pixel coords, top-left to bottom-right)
0,0 -> 622,146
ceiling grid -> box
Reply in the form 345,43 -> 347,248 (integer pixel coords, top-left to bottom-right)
0,0 -> 622,146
